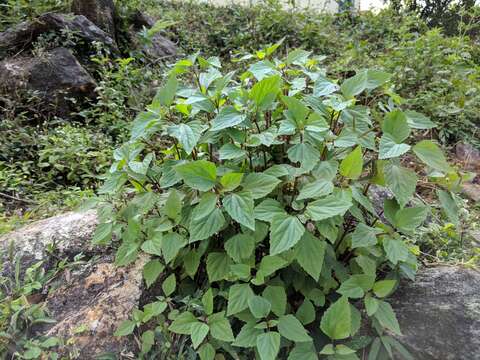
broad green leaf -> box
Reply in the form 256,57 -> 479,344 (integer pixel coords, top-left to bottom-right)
233,322 -> 263,347
211,106 -> 246,131
167,121 -> 203,154
256,332 -> 281,360
208,312 -> 235,342
263,285 -> 287,316
249,60 -> 278,81
297,179 -> 334,201
162,232 -> 187,264
162,273 -> 176,296
154,74 -> 177,106
198,343 -> 215,360
184,250 -> 201,277
141,330 -> 155,353
374,301 -> 401,335
282,96 -> 309,127
341,70 -> 391,98
250,75 -> 282,110
364,294 -> 379,316
220,172 -> 244,191
223,191 -> 255,230
383,238 -> 409,265
384,163 -> 417,208
320,296 -> 351,340
254,198 -> 285,222
219,143 -> 247,160
248,296 -> 271,319
143,301 -> 167,322
190,323 -> 209,349
175,160 -> 217,191
296,300 -> 315,325
394,206 -> 428,233
339,146 -> 363,179
286,49 -> 311,65
437,190 -> 459,225
306,193 -> 352,221
92,222 -> 113,245
169,311 -> 198,334
412,140 -> 451,172
206,252 -> 233,282
278,314 -> 312,342
227,283 -> 255,316
258,255 -> 288,277
295,232 -> 325,281
242,173 -> 281,199
313,75 -> 339,97
114,320 -> 136,337
404,110 -> 436,129
141,236 -> 163,256
382,110 -> 410,143
373,280 -> 397,298
193,192 -> 217,220
202,289 -> 214,315
164,189 -> 182,221
351,223 -> 382,248
287,143 -> 320,171
143,260 -> 164,288
379,133 -> 411,159
337,274 -> 375,298
288,341 -> 318,360
189,208 -> 225,242
225,234 -> 255,263
115,242 -> 139,266
270,214 -> 305,255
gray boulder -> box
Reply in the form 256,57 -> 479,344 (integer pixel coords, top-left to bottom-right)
0,211 -> 147,357
389,266 -> 480,359
0,47 -> 96,115
0,12 -> 115,58
71,0 -> 117,39
0,210 -> 98,271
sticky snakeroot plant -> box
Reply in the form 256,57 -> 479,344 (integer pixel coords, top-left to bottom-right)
92,44 -> 458,359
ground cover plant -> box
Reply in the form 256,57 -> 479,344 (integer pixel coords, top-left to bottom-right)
90,45 -> 462,359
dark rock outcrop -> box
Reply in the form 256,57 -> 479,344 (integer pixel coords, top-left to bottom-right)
128,11 -> 177,59
71,0 -> 117,39
0,13 -> 115,58
389,266 -> 480,360
0,47 -> 96,115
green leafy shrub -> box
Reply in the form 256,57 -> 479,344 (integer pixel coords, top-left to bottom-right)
93,46 -> 460,359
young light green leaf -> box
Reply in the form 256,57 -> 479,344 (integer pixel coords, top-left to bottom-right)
339,146 -> 363,179
263,285 -> 287,316
383,238 -> 409,265
220,172 -> 244,191
198,343 -> 215,360
162,232 -> 187,264
374,301 -> 401,335
341,70 -> 391,98
250,75 -> 282,110
296,300 -> 316,325
202,289 -> 214,315
373,280 -> 397,298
